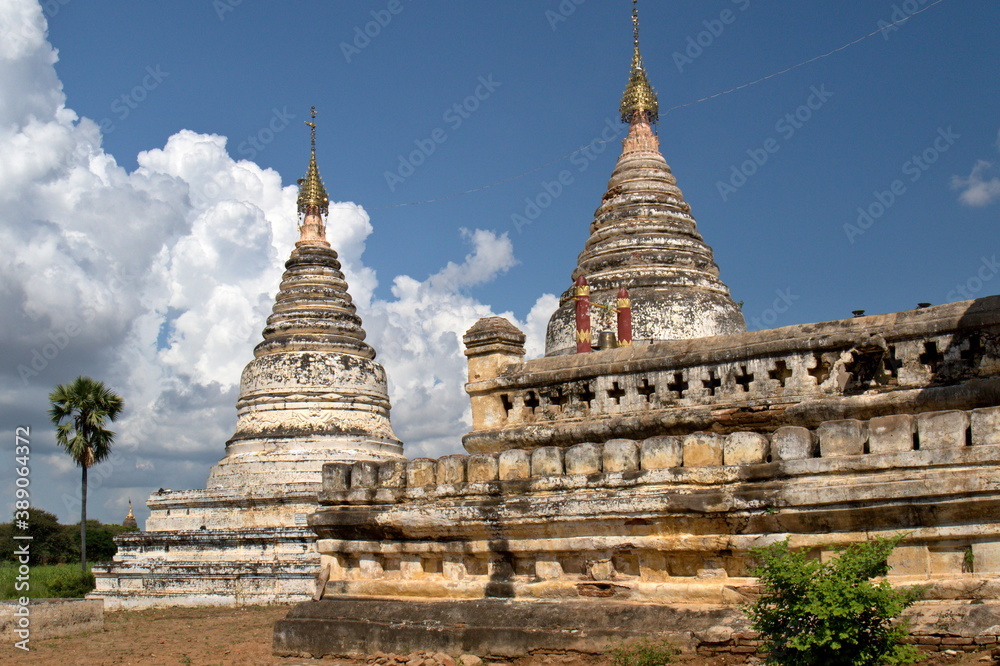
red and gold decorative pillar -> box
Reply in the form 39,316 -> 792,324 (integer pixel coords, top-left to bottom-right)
575,276 -> 592,353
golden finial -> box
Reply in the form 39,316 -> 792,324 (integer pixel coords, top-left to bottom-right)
620,0 -> 659,124
126,498 -> 134,519
297,106 -> 330,216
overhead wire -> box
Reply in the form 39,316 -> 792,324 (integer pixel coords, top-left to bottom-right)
371,0 -> 948,211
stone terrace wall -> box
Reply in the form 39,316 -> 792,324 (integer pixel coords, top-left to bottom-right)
310,406 -> 1000,603
0,599 -> 103,642
463,296 -> 1000,452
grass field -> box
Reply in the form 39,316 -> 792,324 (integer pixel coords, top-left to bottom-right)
0,562 -> 95,599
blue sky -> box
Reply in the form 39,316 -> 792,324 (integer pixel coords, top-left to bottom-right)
47,0 -> 1000,321
2,0 -> 998,525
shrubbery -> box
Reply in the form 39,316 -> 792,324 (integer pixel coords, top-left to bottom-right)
746,534 -> 922,666
46,570 -> 96,598
609,637 -> 679,666
0,508 -> 136,565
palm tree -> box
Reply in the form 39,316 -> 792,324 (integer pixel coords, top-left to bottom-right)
49,376 -> 124,575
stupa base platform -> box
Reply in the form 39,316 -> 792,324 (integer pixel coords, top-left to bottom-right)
91,525 -> 318,610
273,597 -> 1000,659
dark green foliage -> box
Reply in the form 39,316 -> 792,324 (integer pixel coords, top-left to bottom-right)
746,534 -> 923,666
1,510 -> 135,565
609,637 -> 680,666
49,375 -> 124,575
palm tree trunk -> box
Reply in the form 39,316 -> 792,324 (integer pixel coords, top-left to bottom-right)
81,464 -> 87,576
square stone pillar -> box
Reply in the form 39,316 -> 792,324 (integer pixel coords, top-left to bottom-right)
463,317 -> 526,432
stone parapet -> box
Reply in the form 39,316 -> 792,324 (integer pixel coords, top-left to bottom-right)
466,296 -> 1000,452
310,407 -> 1000,603
320,407 -> 1000,504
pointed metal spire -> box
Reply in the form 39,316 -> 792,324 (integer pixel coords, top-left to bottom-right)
619,0 -> 659,124
296,106 -> 330,216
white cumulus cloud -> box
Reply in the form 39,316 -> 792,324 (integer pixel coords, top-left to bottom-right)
0,0 -> 555,524
952,160 -> 1000,208
951,131 -> 1000,208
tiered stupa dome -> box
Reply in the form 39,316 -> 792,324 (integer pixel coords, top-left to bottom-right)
207,110 -> 403,490
545,2 -> 745,356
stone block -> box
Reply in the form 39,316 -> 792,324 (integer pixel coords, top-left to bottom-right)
817,419 -> 867,457
724,431 -> 768,465
466,454 -> 498,482
918,410 -> 969,450
399,556 -> 422,579
771,426 -> 815,461
683,432 -> 723,467
534,558 -> 564,580
972,542 -> 1000,574
588,559 -> 614,581
436,455 -> 467,485
442,557 -> 467,581
640,436 -> 682,469
603,439 -> 640,472
358,554 -> 383,578
323,463 -> 351,491
972,406 -> 1000,446
498,449 -> 530,480
406,459 -> 437,487
351,461 -> 379,488
564,442 -> 602,475
378,461 -> 407,488
531,447 -> 564,477
869,414 -> 915,454
888,544 -> 929,576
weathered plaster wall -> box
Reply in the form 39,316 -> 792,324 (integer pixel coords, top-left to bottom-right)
470,297 -> 1000,452
310,406 -> 1000,604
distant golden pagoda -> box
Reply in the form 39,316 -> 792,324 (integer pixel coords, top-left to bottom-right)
122,498 -> 138,529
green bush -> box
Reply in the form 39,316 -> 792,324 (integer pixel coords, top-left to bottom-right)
46,570 -> 95,598
609,637 -> 679,666
746,534 -> 923,666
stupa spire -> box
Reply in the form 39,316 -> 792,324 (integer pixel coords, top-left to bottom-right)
619,0 -> 659,125
297,107 -> 330,246
208,106 -> 403,489
544,0 -> 745,356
